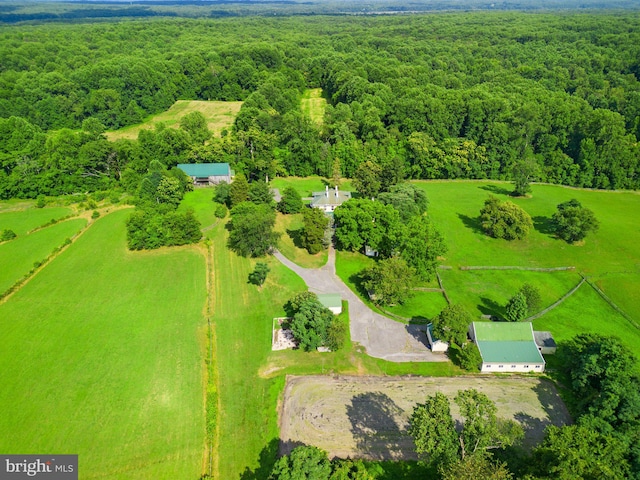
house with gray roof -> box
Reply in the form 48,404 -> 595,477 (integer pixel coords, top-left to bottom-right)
310,186 -> 351,212
177,163 -> 232,186
469,322 -> 545,373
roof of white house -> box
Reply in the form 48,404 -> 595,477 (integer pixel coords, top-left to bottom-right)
310,186 -> 351,208
471,322 -> 545,365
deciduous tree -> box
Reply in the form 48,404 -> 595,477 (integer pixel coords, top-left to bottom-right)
361,256 -> 415,306
480,195 -> 533,240
352,159 -> 382,199
301,207 -> 329,254
408,392 -> 459,467
551,198 -> 599,243
505,292 -> 528,322
227,202 -> 280,257
269,445 -> 332,480
278,186 -> 303,214
432,304 -> 473,348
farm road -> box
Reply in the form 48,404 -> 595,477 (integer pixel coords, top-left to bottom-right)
273,246 -> 447,363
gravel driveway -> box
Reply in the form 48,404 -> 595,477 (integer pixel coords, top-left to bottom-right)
273,246 -> 448,363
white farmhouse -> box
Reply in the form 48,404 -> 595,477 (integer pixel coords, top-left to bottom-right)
310,186 -> 351,213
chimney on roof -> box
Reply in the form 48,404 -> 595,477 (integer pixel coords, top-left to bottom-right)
326,185 -> 329,197
335,185 -> 339,198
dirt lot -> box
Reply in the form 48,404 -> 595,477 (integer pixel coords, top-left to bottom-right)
280,375 -> 572,460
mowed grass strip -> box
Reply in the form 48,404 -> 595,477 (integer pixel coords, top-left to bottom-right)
0,206 -> 73,235
210,221 -> 307,479
105,100 -> 242,141
301,88 -> 327,125
0,209 -> 207,479
0,218 -> 86,295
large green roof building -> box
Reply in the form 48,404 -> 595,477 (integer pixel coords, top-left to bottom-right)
469,322 -> 545,373
177,163 -> 232,185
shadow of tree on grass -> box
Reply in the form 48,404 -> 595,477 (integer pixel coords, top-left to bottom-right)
479,297 -> 505,319
457,213 -> 484,235
479,184 -> 513,196
532,215 -> 555,237
239,437 -> 280,480
286,227 -> 305,249
346,392 -> 413,461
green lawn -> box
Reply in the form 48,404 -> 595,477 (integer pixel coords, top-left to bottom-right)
210,220 -> 307,479
440,269 -> 582,319
271,176 -> 354,198
534,282 -> 640,366
0,206 -> 73,235
385,290 -> 450,322
0,209 -> 207,479
179,186 -> 220,229
274,212 -> 328,269
0,218 -> 87,295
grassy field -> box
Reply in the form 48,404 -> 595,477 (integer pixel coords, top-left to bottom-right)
105,100 -> 242,141
0,209 -> 207,479
0,206 -> 73,235
422,181 -> 640,319
301,88 -> 327,125
440,269 -> 582,319
0,218 -> 87,295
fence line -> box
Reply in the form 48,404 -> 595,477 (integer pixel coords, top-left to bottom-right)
459,266 -> 575,272
525,277 -> 585,321
436,272 -> 451,305
583,276 -> 640,330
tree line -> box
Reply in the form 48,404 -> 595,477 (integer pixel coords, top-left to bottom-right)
1,12 -> 640,199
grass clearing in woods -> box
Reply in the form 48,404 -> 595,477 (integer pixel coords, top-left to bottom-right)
301,88 -> 327,125
105,100 -> 242,141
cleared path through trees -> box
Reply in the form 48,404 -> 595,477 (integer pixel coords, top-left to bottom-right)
273,246 -> 447,362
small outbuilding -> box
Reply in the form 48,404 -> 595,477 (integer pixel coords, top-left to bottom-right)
426,323 -> 449,353
310,186 -> 351,213
469,322 -> 545,373
177,163 -> 232,186
317,294 -> 343,315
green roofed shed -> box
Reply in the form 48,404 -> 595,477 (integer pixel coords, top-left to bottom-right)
177,163 -> 232,185
317,293 -> 342,314
470,322 -> 545,373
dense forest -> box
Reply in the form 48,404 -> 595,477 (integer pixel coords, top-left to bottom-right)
1,12 -> 640,198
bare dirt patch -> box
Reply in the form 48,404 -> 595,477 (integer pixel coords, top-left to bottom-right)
280,375 -> 571,460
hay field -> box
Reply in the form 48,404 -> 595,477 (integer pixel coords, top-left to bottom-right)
105,99 -> 242,141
